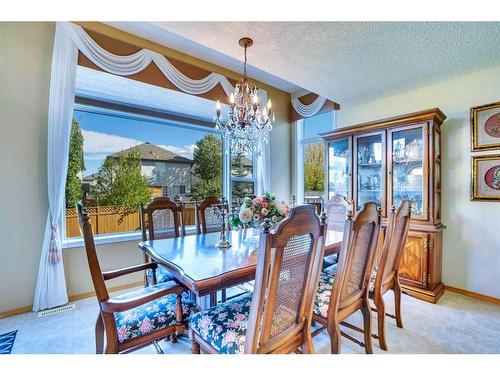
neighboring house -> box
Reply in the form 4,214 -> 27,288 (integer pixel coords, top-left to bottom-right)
85,142 -> 194,198
231,155 -> 253,177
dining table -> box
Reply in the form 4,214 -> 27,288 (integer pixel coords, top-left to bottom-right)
138,227 -> 343,306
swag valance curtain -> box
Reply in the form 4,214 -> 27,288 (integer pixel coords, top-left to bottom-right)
34,22 -> 270,311
290,91 -> 340,121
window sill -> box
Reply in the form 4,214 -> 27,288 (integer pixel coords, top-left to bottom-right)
61,226 -> 200,249
62,231 -> 142,249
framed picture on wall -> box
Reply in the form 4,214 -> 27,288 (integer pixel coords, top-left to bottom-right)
470,101 -> 500,151
471,154 -> 500,201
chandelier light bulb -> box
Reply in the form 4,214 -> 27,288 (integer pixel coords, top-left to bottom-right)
267,99 -> 272,109
230,93 -> 235,104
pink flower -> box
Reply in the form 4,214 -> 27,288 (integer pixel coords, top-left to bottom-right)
261,208 -> 269,217
117,327 -> 128,342
140,318 -> 153,333
261,201 -> 268,208
199,315 -> 212,329
272,215 -> 278,222
239,208 -> 252,223
252,197 -> 262,205
234,313 -> 246,321
319,305 -> 329,317
222,330 -> 238,346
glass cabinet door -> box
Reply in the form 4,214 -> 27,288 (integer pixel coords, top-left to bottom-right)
327,138 -> 351,200
355,133 -> 384,211
389,125 -> 427,219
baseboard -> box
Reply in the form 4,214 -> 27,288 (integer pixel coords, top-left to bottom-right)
445,285 -> 500,305
67,281 -> 143,302
0,281 -> 144,319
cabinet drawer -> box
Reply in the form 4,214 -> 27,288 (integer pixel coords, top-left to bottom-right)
398,231 -> 429,289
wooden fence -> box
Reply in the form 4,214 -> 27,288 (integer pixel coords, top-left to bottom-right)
66,204 -> 196,238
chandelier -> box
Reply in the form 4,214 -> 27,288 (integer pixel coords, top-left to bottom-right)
215,37 -> 274,156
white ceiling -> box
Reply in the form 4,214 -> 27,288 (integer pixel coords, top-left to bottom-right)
108,22 -> 500,107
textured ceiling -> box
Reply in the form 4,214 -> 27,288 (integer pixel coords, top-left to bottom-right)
108,22 -> 500,107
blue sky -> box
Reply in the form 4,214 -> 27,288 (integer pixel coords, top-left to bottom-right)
74,109 -> 216,176
303,111 -> 333,140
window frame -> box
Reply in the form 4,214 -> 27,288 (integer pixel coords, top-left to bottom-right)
292,111 -> 336,205
62,101 -> 229,248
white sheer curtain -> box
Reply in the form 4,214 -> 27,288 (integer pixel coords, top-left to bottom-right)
33,23 -> 78,311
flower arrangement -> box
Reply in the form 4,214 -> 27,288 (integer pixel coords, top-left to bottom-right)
230,192 -> 290,229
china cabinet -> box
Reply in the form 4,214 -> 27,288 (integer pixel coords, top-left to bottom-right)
321,108 -> 446,303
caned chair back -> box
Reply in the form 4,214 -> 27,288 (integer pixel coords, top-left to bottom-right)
77,202 -> 110,303
329,202 -> 380,313
244,205 -> 327,353
376,199 -> 411,291
324,195 -> 352,232
195,196 -> 223,235
140,197 -> 183,241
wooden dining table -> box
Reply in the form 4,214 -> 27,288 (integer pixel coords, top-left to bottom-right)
138,228 -> 343,304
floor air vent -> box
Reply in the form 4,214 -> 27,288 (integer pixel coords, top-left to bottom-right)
37,304 -> 75,318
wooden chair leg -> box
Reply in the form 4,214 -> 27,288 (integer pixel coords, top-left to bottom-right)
374,294 -> 388,351
361,298 -> 373,354
328,322 -> 341,354
95,313 -> 104,354
191,337 -> 201,354
394,281 -> 403,328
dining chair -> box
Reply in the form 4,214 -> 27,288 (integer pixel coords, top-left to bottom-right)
140,197 -> 184,287
322,195 -> 353,273
188,205 -> 327,354
369,199 -> 411,350
77,202 -> 200,354
313,201 -> 381,354
195,196 -> 224,235
194,196 -> 231,303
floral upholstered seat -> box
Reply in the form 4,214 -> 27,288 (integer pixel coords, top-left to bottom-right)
313,272 -> 335,319
368,266 -> 378,293
114,283 -> 200,343
189,293 -> 253,354
146,266 -> 176,285
323,263 -> 338,276
314,266 -> 379,320
322,254 -> 338,270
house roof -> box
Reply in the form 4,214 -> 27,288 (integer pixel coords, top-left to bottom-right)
82,172 -> 101,182
108,142 -> 193,164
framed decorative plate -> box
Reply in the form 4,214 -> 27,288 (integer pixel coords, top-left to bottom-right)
470,101 -> 500,151
471,154 -> 500,201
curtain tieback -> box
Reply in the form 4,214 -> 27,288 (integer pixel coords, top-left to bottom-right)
49,225 -> 60,264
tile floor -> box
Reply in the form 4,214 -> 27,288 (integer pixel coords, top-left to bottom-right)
1,290 -> 499,354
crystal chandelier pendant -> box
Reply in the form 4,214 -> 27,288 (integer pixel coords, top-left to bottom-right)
214,37 -> 274,156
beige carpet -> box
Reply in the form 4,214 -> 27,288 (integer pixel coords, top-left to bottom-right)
1,290 -> 498,354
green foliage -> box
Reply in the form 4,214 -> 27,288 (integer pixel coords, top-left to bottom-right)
231,152 -> 251,198
94,151 -> 151,207
191,134 -> 223,200
65,118 -> 85,208
304,142 -> 324,192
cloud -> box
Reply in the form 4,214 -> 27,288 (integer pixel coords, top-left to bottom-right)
161,144 -> 198,159
82,129 -> 142,154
